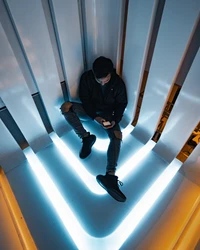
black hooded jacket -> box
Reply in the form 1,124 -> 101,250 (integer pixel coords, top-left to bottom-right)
79,70 -> 127,124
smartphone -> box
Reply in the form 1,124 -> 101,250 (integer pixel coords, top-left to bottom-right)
103,121 -> 111,126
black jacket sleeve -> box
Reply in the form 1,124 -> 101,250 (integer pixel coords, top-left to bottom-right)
79,73 -> 97,119
113,80 -> 127,123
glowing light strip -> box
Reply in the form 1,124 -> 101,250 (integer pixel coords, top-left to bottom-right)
50,132 -> 154,195
24,147 -> 91,249
116,140 -> 156,178
107,158 -> 182,249
24,148 -> 182,250
85,124 -> 134,151
50,132 -> 105,195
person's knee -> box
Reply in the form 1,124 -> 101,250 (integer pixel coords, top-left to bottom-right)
60,102 -> 73,114
113,130 -> 122,140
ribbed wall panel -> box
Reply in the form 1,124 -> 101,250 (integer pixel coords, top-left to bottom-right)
182,143 -> 200,187
184,144 -> 200,169
41,0 -> 65,83
6,0 -> 67,136
83,0 -> 124,70
0,23 -> 51,152
133,0 -> 200,143
153,48 -> 200,162
50,0 -> 84,101
122,0 -> 156,122
0,0 -> 38,94
0,1 -> 199,250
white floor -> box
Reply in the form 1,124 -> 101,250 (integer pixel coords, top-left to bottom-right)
6,125 -> 184,250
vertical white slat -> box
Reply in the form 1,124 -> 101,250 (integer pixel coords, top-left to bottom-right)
5,0 -> 67,136
0,98 -> 5,108
83,0 -> 124,69
0,22 -> 51,152
133,0 -> 200,143
182,143 -> 200,187
50,0 -> 84,101
41,0 -> 65,83
0,119 -> 25,172
122,0 -> 156,122
183,143 -> 200,168
0,0 -> 38,94
153,48 -> 200,162
115,0 -> 127,74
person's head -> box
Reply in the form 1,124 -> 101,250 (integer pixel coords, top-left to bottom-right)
92,56 -> 113,85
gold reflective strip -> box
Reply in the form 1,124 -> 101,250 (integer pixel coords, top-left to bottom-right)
0,168 -> 37,250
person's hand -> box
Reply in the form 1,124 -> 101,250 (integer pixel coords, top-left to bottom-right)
94,116 -> 105,125
103,121 -> 115,129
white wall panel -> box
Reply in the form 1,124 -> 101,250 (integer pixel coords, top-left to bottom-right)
153,48 -> 200,162
122,0 -> 156,122
133,0 -> 200,143
50,0 -> 84,101
0,23 -> 51,152
41,0 -> 65,83
0,98 -> 5,108
182,143 -> 200,186
0,120 -> 25,172
184,144 -> 200,168
0,0 -> 38,94
6,0 -> 67,136
83,0 -> 124,70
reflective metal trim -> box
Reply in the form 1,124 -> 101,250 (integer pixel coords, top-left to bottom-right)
134,0 -> 200,143
154,49 -> 200,162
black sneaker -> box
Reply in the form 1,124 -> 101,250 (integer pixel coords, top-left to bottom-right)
96,174 -> 126,202
79,134 -> 96,159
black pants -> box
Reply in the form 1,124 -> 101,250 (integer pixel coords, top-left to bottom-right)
62,102 -> 122,172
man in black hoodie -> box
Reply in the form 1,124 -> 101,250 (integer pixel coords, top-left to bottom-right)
61,56 -> 127,202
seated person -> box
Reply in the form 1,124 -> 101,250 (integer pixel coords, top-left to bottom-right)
61,56 -> 127,202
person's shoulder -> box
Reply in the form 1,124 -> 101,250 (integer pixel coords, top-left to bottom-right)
113,71 -> 125,86
80,70 -> 94,89
81,70 -> 93,80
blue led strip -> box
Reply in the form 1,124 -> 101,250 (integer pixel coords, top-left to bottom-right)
50,132 -> 156,194
24,147 -> 182,250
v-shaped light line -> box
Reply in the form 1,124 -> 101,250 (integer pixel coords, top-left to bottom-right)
50,132 -> 105,195
24,147 -> 182,250
50,132 -> 155,195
